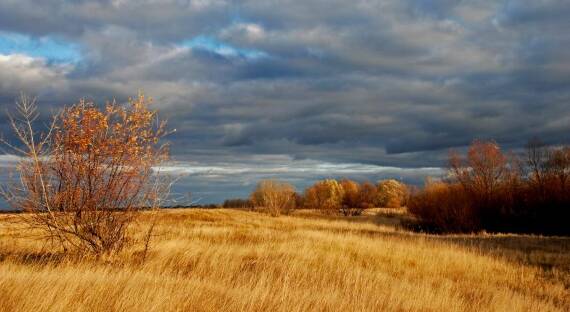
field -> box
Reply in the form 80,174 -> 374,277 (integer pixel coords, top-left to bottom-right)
0,208 -> 569,311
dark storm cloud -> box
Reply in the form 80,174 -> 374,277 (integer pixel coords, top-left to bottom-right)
0,0 -> 569,202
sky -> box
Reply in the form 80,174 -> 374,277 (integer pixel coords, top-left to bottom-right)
0,0 -> 569,204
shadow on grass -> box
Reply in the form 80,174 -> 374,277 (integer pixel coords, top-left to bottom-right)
0,250 -> 68,266
295,208 -> 570,288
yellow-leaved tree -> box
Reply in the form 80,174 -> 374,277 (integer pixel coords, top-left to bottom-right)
376,179 -> 407,208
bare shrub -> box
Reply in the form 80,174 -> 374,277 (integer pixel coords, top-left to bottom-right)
0,93 -> 170,254
250,179 -> 296,216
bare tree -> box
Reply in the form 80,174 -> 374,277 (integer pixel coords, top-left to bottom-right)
0,93 -> 171,255
546,147 -> 570,191
250,179 -> 296,216
450,140 -> 507,205
526,138 -> 549,193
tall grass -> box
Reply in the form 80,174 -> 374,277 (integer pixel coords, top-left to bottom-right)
1,209 -> 568,311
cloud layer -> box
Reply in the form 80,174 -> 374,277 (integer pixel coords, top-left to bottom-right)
0,0 -> 569,202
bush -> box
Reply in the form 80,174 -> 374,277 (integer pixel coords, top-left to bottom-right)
408,181 -> 477,232
0,93 -> 170,254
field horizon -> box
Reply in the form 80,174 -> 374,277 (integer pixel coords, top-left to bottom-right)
1,208 -> 568,311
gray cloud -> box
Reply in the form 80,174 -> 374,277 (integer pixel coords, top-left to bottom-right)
0,0 -> 569,202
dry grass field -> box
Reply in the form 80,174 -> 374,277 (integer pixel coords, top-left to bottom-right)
0,208 -> 569,311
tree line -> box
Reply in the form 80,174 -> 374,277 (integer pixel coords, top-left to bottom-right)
224,178 -> 407,216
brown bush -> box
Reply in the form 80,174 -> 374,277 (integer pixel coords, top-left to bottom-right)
357,182 -> 377,209
408,181 -> 478,232
0,93 -> 170,254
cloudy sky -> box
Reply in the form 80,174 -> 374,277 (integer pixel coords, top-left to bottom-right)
0,0 -> 569,203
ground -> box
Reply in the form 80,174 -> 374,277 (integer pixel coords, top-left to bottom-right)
0,208 -> 568,311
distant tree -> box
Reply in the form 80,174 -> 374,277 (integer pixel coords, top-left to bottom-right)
358,182 -> 377,209
250,180 -> 296,216
304,179 -> 344,214
376,179 -> 407,208
450,140 -> 507,206
293,192 -> 304,209
526,138 -> 549,192
546,146 -> 570,190
340,179 -> 364,216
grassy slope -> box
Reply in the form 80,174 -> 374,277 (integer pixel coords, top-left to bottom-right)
0,208 -> 568,311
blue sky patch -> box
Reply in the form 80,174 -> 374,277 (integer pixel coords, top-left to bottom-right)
0,31 -> 81,63
182,35 -> 268,60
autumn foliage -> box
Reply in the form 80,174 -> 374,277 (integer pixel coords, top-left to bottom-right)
0,93 -> 170,254
303,179 -> 345,214
339,179 -> 362,216
357,182 -> 378,209
298,178 -> 406,215
376,179 -> 407,208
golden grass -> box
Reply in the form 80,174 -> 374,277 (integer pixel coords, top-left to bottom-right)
0,208 -> 568,311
